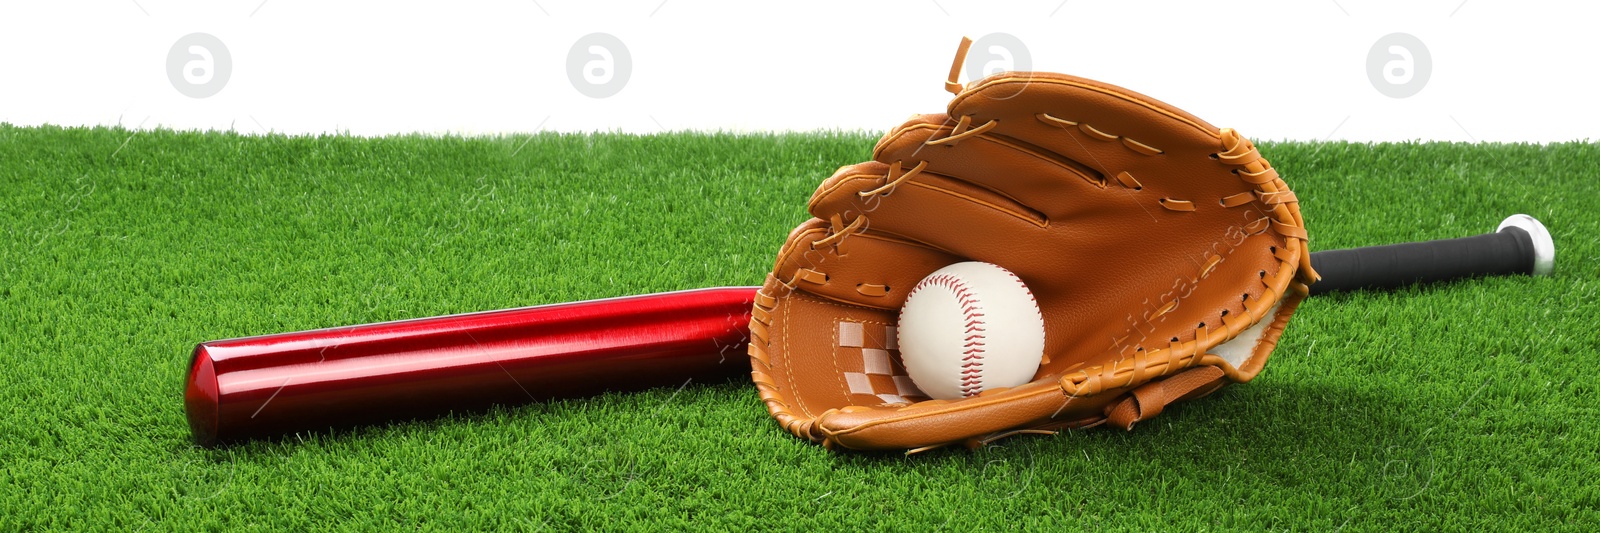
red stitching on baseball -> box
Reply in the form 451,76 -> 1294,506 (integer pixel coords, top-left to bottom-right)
1004,271 -> 1038,304
907,272 -> 989,397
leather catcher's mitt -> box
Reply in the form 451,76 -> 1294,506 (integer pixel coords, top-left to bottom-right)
748,39 -> 1318,452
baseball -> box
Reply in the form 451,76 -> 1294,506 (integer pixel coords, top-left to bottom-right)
897,262 -> 1046,400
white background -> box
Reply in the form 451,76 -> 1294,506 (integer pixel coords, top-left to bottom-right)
1,0 -> 1595,142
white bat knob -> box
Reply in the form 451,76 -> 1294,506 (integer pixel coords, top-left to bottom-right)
1496,214 -> 1555,277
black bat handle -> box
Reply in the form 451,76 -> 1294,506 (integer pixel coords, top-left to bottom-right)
1308,214 -> 1556,296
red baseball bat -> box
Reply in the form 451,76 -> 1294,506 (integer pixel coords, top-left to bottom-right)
184,287 -> 756,446
185,215 -> 1552,446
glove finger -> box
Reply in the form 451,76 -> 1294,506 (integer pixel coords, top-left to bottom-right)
806,161 -> 889,220
937,73 -> 1235,209
872,114 -> 1148,221
770,216 -> 962,310
806,161 -> 1055,278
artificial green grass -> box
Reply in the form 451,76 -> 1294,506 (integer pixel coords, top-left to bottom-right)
2,123 -> 1596,530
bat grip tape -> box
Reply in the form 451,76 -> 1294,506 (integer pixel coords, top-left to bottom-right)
1307,227 -> 1536,295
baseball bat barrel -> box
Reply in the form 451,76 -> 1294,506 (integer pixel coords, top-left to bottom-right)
1307,214 -> 1555,295
185,287 -> 758,446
